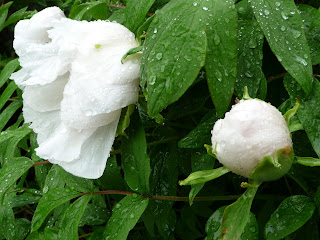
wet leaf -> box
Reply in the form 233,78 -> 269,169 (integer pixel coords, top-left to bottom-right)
205,0 -> 238,116
121,113 -> 150,194
264,195 -> 316,240
103,194 -> 149,240
250,0 -> 313,95
58,194 -> 91,240
141,0 -> 209,117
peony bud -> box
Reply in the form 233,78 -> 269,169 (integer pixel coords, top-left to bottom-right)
211,99 -> 293,182
10,7 -> 141,179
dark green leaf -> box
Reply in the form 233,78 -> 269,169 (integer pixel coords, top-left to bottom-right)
0,58 -> 19,89
2,8 -> 35,31
178,111 -> 218,148
69,1 -> 106,20
205,0 -> 238,116
240,212 -> 259,240
284,75 -> 320,157
90,3 -> 108,20
121,47 -> 143,63
141,0 -> 208,117
189,151 -> 215,204
298,4 -> 320,65
108,8 -> 126,25
121,113 -> 150,194
58,194 -> 91,240
0,157 -> 33,205
264,195 -> 316,240
11,191 -> 42,208
124,0 -> 155,32
103,194 -> 149,240
219,182 -> 260,240
0,101 -> 22,131
31,188 -> 81,232
235,1 -> 265,98
250,0 -> 313,94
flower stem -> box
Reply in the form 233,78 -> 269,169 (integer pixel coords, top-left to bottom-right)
82,190 -> 285,202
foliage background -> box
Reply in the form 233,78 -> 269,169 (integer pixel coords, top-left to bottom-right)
0,0 -> 320,239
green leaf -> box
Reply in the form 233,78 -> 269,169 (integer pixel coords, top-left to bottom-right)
103,194 -> 149,240
141,0 -> 208,117
0,2 -> 12,31
58,194 -> 91,240
31,188 -> 81,232
69,1 -> 106,20
116,105 -> 135,136
264,195 -> 316,240
219,181 -> 260,240
124,0 -> 155,32
79,204 -> 110,227
148,144 -> 178,238
295,156 -> 320,167
0,58 -> 19,89
0,157 -> 33,205
235,1 -> 266,98
178,111 -> 218,148
298,4 -> 320,65
179,166 -> 230,186
315,186 -> 320,216
90,3 -> 108,20
0,81 -> 18,112
0,124 -> 31,145
206,207 -> 259,240
189,151 -> 215,204
2,8 -> 35,31
108,8 -> 126,25
250,0 -> 313,95
121,113 -> 150,194
205,0 -> 238,116
284,75 -> 320,157
0,101 -> 22,131
121,47 -> 142,63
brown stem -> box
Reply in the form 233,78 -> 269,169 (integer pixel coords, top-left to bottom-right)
32,160 -> 49,166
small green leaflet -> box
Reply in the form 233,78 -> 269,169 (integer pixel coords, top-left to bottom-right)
121,113 -> 151,194
141,0 -> 208,117
284,75 -> 320,157
31,188 -> 81,232
0,1 -> 12,31
205,0 -> 238,116
69,1 -> 107,20
250,0 -> 313,95
219,182 -> 260,240
124,0 -> 155,32
58,194 -> 92,240
103,194 -> 149,240
179,166 -> 230,186
0,124 -> 31,145
264,195 -> 316,240
0,157 -> 33,205
295,156 -> 320,167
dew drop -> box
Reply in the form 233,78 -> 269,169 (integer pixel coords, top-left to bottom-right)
203,6 -> 208,11
264,9 -> 270,15
156,53 -> 163,60
281,12 -> 288,20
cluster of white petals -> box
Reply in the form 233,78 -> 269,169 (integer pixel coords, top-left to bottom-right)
11,7 -> 141,179
211,99 -> 292,178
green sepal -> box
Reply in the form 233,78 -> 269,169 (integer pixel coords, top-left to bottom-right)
121,45 -> 143,63
242,86 -> 252,100
178,166 -> 230,186
249,147 -> 294,182
284,98 -> 300,126
204,144 -> 217,158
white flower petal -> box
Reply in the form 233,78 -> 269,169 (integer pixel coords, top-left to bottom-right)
22,74 -> 68,112
36,123 -> 97,162
49,119 -> 119,179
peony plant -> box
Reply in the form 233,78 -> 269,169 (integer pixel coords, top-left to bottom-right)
10,7 -> 141,179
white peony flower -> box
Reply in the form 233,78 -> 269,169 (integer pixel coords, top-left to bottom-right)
10,7 -> 141,179
211,99 -> 292,180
